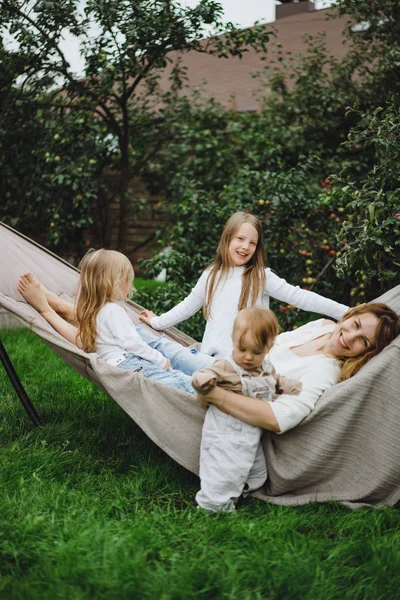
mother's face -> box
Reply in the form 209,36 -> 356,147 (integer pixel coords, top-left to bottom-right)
327,312 -> 380,358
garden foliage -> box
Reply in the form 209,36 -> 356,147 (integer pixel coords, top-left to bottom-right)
1,0 -> 399,338
0,0 -> 271,255
139,0 -> 400,335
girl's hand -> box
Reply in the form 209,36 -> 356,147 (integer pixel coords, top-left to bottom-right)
139,309 -> 157,326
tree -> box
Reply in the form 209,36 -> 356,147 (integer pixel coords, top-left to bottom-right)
0,0 -> 271,253
0,42 -> 109,253
334,105 -> 400,289
335,0 -> 400,104
140,0 -> 400,337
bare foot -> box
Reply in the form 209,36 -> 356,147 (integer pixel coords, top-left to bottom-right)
18,273 -> 51,315
20,271 -> 56,303
20,271 -> 76,323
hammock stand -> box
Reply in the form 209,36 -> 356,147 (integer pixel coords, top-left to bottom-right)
0,338 -> 44,426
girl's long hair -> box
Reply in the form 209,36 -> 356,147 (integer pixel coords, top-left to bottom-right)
76,249 -> 134,353
339,302 -> 400,381
204,212 -> 266,319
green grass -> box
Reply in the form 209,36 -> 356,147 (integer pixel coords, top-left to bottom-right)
1,329 -> 400,599
134,278 -> 166,292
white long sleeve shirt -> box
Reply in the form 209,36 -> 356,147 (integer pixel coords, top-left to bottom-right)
96,303 -> 168,369
268,319 -> 341,433
150,267 -> 349,357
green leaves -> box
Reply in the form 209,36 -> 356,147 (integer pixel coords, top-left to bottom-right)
335,104 -> 400,287
1,0 -> 275,255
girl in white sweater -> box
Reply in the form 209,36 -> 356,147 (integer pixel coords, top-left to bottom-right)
139,212 -> 349,358
18,249 -> 194,394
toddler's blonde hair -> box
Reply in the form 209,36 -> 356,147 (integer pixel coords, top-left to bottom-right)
233,307 -> 279,352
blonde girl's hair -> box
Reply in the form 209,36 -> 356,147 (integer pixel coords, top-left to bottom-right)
233,307 -> 279,352
339,302 -> 400,381
76,249 -> 134,353
204,212 -> 266,319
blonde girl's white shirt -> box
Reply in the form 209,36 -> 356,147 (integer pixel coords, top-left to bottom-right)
149,267 -> 348,357
96,302 -> 168,369
267,319 -> 341,433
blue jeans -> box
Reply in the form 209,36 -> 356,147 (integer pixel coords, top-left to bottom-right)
117,353 -> 195,395
136,326 -> 215,375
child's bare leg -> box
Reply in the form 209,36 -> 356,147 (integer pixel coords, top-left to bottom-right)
21,272 -> 77,324
18,274 -> 79,346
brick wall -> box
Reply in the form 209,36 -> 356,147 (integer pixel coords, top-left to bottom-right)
88,176 -> 169,274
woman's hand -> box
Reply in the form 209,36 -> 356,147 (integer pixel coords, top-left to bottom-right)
196,394 -> 209,410
139,309 -> 157,326
202,387 -> 229,412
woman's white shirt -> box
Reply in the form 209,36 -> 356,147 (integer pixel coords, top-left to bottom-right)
268,319 -> 341,433
150,267 -> 348,357
96,303 -> 168,368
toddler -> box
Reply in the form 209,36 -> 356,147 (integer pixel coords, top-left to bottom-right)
192,307 -> 301,512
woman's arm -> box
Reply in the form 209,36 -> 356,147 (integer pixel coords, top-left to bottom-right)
204,387 -> 281,432
204,357 -> 341,434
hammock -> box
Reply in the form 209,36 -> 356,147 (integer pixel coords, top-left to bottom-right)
1,221 -> 400,508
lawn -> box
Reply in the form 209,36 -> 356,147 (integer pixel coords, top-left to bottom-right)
1,328 -> 400,600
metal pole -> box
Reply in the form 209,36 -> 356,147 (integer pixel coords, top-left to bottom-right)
0,338 -> 44,427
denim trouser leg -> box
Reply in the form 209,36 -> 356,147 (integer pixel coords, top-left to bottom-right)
136,326 -> 215,375
117,353 -> 195,394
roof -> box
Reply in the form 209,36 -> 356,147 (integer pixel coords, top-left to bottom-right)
158,8 -> 350,111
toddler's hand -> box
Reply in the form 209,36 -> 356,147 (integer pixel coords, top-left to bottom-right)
196,394 -> 209,410
139,309 -> 157,326
202,377 -> 216,390
198,378 -> 216,394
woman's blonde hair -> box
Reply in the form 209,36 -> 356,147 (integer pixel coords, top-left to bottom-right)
76,249 -> 134,353
204,212 -> 266,319
339,302 -> 400,381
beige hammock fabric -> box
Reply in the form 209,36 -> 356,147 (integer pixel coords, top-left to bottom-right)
1,222 -> 400,508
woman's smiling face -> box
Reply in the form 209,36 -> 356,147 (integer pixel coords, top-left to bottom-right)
326,312 -> 380,358
228,222 -> 259,267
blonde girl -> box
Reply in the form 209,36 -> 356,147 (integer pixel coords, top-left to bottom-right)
18,249 -> 194,394
139,212 -> 349,358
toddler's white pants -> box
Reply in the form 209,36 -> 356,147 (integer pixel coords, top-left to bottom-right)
196,405 -> 267,512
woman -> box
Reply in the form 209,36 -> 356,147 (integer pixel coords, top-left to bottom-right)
18,274 -> 400,435
139,303 -> 400,433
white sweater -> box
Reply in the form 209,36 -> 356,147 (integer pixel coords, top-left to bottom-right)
150,267 -> 348,357
268,319 -> 341,433
96,303 -> 168,369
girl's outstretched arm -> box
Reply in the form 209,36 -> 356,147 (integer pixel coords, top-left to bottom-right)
265,269 -> 348,320
204,387 -> 281,432
18,274 -> 80,347
138,271 -> 207,330
139,309 -> 157,327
